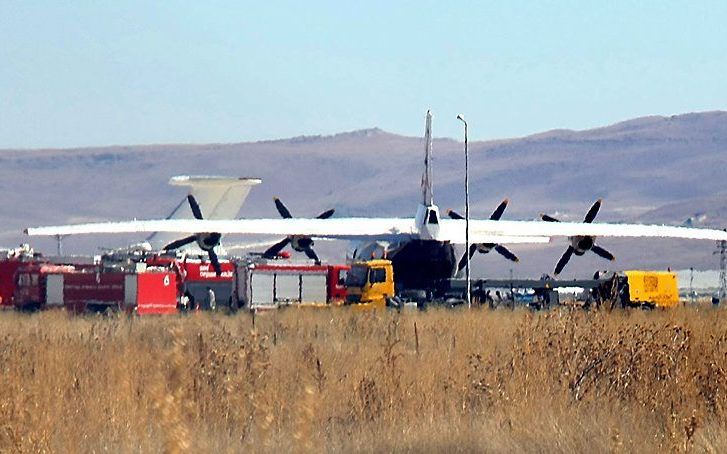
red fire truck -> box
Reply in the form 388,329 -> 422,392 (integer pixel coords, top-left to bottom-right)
144,255 -> 235,310
13,263 -> 178,314
233,261 -> 349,310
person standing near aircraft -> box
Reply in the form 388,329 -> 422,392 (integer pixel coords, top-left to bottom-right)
206,286 -> 216,311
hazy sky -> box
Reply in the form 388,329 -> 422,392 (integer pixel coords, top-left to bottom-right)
1,1 -> 726,148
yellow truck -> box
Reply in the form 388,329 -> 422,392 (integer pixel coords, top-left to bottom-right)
621,270 -> 679,308
343,259 -> 680,311
344,259 -> 395,309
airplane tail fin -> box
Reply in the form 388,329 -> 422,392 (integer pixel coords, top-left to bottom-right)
167,176 -> 262,219
421,110 -> 434,206
147,176 -> 262,249
415,111 -> 441,240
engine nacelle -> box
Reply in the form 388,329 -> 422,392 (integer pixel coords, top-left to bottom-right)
196,232 -> 221,252
570,235 -> 594,255
291,236 -> 314,252
476,243 -> 495,254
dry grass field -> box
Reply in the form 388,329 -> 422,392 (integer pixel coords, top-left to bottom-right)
2,306 -> 727,453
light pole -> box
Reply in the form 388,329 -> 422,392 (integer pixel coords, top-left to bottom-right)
56,234 -> 64,256
456,114 -> 471,308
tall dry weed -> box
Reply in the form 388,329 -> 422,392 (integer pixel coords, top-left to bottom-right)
1,306 -> 727,452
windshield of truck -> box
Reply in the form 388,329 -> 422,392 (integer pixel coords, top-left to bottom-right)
346,265 -> 368,287
370,267 -> 386,283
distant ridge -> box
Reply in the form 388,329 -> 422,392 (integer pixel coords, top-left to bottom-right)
7,111 -> 725,152
1,110 -> 725,275
256,127 -> 393,146
525,111 -> 727,141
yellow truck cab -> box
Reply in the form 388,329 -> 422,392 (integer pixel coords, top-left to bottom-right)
622,270 -> 679,308
344,259 -> 395,309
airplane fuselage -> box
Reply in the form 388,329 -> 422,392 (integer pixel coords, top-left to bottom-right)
351,202 -> 457,290
387,239 -> 456,291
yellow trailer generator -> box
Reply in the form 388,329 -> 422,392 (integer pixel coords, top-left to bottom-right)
621,270 -> 679,308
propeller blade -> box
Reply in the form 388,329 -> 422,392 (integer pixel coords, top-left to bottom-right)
541,214 -> 560,222
208,248 -> 222,276
187,195 -> 204,220
316,208 -> 335,219
303,246 -> 320,265
494,244 -> 519,262
490,199 -> 509,220
447,209 -> 464,220
163,235 -> 197,251
273,197 -> 293,219
554,246 -> 575,275
591,244 -> 615,261
263,237 -> 291,258
457,244 -> 478,272
584,199 -> 602,223
457,254 -> 466,273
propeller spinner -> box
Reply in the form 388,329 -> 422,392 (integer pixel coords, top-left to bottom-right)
447,199 -> 519,273
541,199 -> 615,275
262,197 -> 334,265
162,195 -> 223,276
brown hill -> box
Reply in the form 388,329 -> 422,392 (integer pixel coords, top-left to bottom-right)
1,111 -> 725,277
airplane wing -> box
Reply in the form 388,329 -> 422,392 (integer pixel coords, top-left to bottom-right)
25,216 -> 727,243
441,219 -> 727,242
24,218 -> 549,244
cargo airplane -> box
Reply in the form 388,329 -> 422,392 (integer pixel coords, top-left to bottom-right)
25,111 -> 727,286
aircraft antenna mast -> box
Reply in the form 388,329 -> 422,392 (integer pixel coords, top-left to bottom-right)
422,110 -> 434,206
718,233 -> 727,304
457,114 -> 471,308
